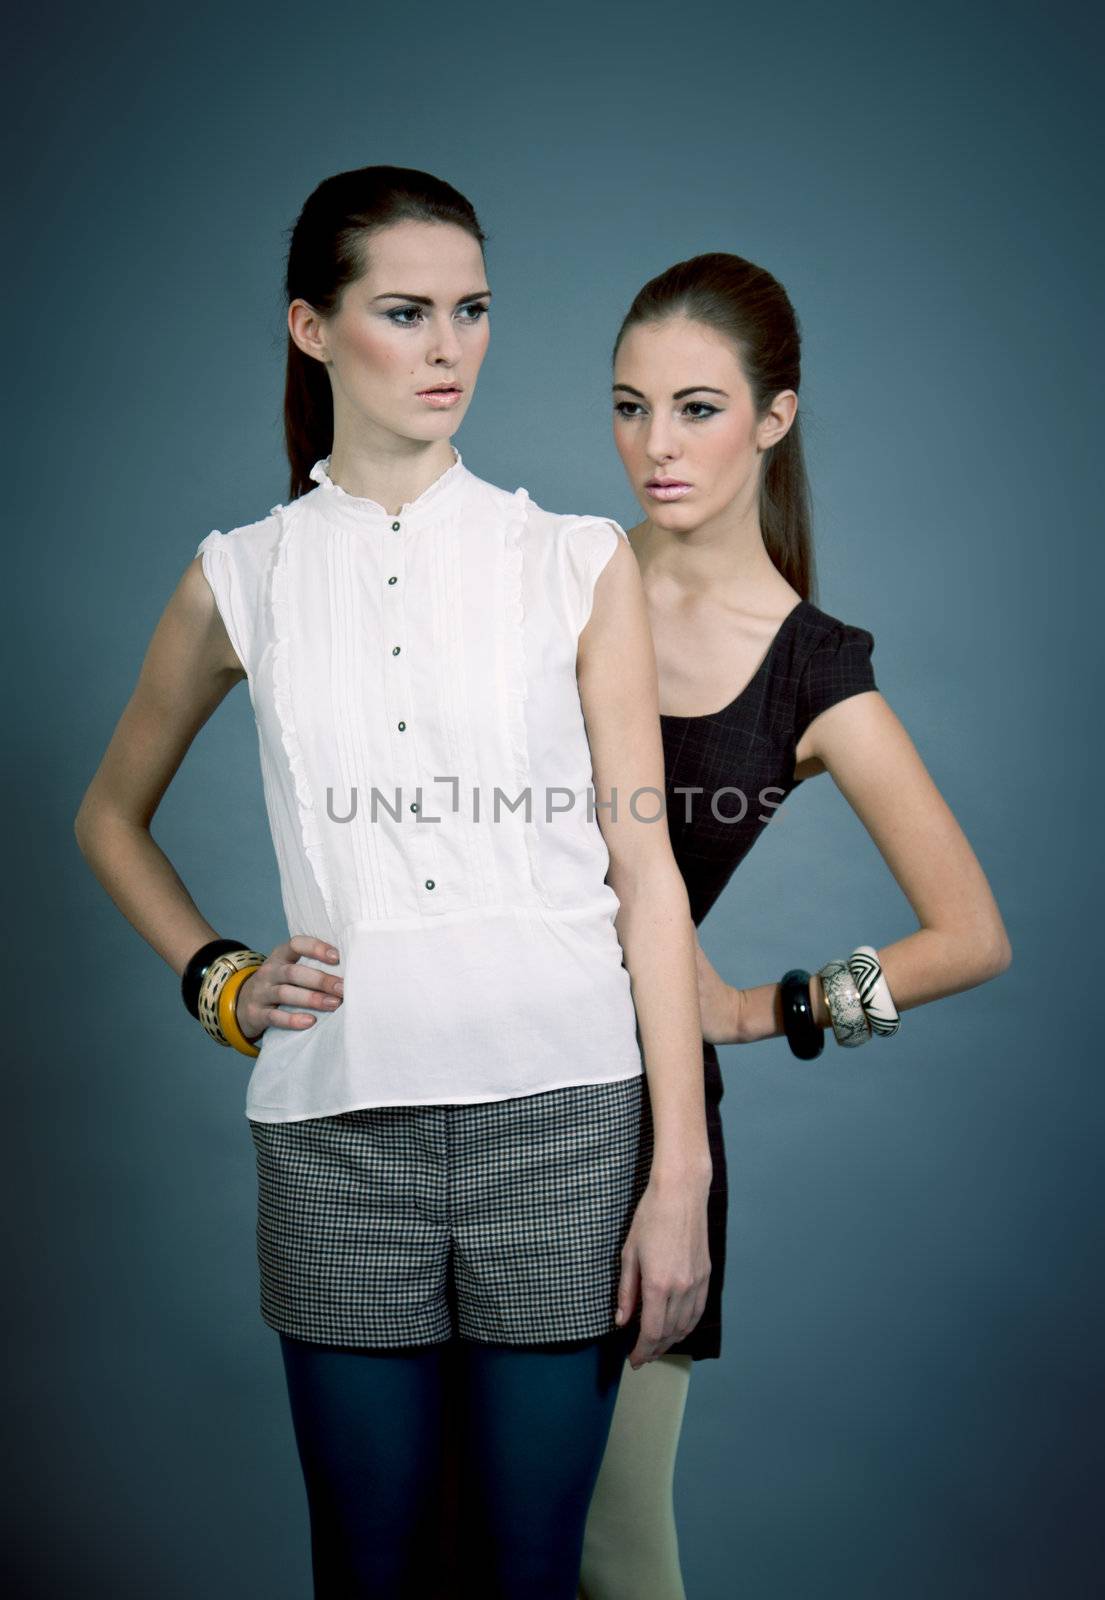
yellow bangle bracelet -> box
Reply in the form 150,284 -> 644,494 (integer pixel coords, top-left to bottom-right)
217,963 -> 264,1058
197,948 -> 266,1047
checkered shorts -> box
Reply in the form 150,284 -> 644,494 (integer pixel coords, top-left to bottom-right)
247,1073 -> 653,1348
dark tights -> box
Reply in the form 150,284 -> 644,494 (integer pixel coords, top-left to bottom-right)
278,1326 -> 633,1599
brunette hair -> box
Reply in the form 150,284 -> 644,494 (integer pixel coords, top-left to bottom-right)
282,165 -> 487,501
613,252 -> 815,599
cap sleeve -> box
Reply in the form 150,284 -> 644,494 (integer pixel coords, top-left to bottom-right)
795,620 -> 877,736
561,516 -> 628,637
195,529 -> 251,673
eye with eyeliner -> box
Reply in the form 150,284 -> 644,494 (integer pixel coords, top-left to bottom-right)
385,303 -> 489,327
613,400 -> 722,421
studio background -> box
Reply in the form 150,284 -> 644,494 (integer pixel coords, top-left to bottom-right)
9,1 -> 1101,1595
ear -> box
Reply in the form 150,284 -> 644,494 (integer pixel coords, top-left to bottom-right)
288,297 -> 330,365
756,388 -> 798,451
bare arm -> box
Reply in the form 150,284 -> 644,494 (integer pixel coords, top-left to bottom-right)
73,557 -> 249,972
694,689 -> 1013,1046
577,533 -> 712,1364
73,558 -> 342,1030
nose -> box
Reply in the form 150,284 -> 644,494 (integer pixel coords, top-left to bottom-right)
427,313 -> 463,367
645,417 -> 678,465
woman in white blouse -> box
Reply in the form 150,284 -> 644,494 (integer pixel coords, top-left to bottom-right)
73,165 -> 712,1597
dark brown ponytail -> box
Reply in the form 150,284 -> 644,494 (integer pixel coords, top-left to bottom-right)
613,253 -> 815,600
282,165 -> 487,502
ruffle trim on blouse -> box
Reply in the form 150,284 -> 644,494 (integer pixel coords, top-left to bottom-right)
269,505 -> 335,922
501,485 -> 550,906
307,450 -> 466,518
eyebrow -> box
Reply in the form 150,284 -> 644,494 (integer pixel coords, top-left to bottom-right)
613,383 -> 729,400
372,290 -> 492,306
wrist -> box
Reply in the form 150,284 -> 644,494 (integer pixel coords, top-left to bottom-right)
808,973 -> 831,1030
723,983 -> 745,1045
649,1143 -> 713,1192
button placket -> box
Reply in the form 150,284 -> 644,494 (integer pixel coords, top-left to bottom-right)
383,512 -> 440,903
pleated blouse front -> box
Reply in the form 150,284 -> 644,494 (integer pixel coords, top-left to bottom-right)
196,451 -> 645,1122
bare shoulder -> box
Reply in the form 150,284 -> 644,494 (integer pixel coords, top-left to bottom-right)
179,553 -> 245,677
793,686 -> 893,782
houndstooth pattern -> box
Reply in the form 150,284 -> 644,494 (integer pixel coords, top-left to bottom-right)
247,1073 -> 653,1348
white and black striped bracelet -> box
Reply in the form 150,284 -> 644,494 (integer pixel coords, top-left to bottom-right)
848,945 -> 901,1037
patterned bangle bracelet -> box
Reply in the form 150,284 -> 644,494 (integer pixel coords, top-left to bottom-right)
779,968 -> 825,1060
817,959 -> 872,1048
181,937 -> 251,1020
848,945 -> 901,1036
197,948 -> 267,1048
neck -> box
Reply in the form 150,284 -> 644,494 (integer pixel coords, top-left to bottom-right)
640,493 -> 786,603
326,424 -> 458,516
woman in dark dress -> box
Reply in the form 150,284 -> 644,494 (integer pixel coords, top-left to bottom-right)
576,254 -> 1012,1600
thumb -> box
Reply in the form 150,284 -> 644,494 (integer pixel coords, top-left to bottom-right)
615,1247 -> 640,1327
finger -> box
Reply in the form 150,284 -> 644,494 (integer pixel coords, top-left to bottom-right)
273,981 -> 342,1010
284,961 -> 344,998
660,1288 -> 700,1350
614,1248 -> 640,1329
630,1287 -> 670,1368
689,1280 -> 710,1331
258,1007 -> 321,1030
668,1276 -> 711,1347
288,934 -> 341,964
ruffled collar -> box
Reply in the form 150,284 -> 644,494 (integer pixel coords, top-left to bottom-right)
307,447 -> 467,523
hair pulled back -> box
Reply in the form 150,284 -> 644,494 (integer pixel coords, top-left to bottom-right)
614,252 -> 815,598
282,165 -> 486,500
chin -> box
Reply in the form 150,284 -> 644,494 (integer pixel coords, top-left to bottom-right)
643,499 -> 702,531
412,404 -> 472,441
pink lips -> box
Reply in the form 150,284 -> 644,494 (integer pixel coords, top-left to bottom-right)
646,480 -> 692,501
417,385 -> 463,408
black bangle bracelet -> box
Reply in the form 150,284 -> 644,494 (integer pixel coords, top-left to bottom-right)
779,968 -> 825,1060
181,938 -> 251,1020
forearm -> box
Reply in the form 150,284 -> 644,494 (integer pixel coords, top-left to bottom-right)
729,924 -> 1013,1045
612,860 -> 712,1186
74,805 -> 222,976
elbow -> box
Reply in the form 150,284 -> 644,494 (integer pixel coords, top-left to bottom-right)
986,925 -> 1013,979
965,920 -> 1012,983
73,798 -> 93,858
73,789 -> 117,862
927,919 -> 1012,988
608,853 -> 689,915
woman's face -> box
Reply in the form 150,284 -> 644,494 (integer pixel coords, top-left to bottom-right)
612,315 -> 794,530
291,219 -> 491,446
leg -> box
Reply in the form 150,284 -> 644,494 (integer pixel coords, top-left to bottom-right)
578,1353 -> 693,1600
278,1332 -> 448,1598
454,1328 -> 634,1600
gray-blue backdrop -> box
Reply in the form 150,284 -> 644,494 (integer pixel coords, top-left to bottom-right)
10,0 -> 1101,1594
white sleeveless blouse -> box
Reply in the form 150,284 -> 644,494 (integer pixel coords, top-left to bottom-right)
196,450 -> 645,1122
